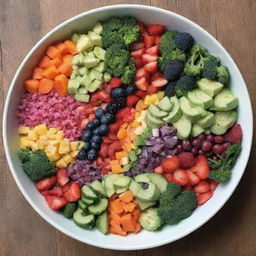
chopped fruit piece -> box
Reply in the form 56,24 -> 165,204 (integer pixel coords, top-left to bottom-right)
147,85 -> 159,94
135,68 -> 147,79
135,58 -> 144,69
164,173 -> 173,182
63,182 -> 81,202
135,77 -> 149,91
178,152 -> 196,169
172,169 -> 189,186
151,77 -> 168,87
161,156 -> 180,173
197,191 -> 213,205
154,166 -> 163,174
224,124 -> 242,144
131,48 -> 145,58
193,180 -> 210,194
147,24 -> 165,36
41,185 -> 63,197
186,170 -> 200,185
109,77 -> 122,88
155,36 -> 161,45
137,21 -> 148,35
209,179 -> 218,191
143,35 -> 155,48
142,53 -> 158,63
144,61 -> 158,73
145,45 -> 159,55
36,176 -> 57,191
130,42 -> 145,51
56,168 -> 69,187
45,195 -> 67,210
127,95 -> 140,107
191,155 -> 210,179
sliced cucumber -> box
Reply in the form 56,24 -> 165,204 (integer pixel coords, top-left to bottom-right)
96,212 -> 108,235
88,198 -> 108,215
115,187 -> 128,194
113,176 -> 132,189
82,185 -> 98,201
147,173 -> 168,193
90,180 -> 107,198
78,200 -> 87,210
129,180 -> 141,196
136,198 -> 157,211
81,197 -> 95,206
104,173 -> 119,198
73,208 -> 95,229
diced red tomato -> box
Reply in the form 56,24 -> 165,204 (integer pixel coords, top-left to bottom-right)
63,182 -> 81,202
56,169 -> 69,187
36,176 -> 56,191
108,141 -> 122,158
147,24 -> 165,36
127,95 -> 140,107
109,122 -> 121,133
102,136 -> 114,144
108,132 -> 118,140
45,195 -> 67,210
99,143 -> 109,158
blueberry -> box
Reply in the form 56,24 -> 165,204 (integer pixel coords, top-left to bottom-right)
93,127 -> 101,135
77,150 -> 87,160
175,32 -> 194,52
95,108 -> 104,119
92,135 -> 102,143
86,122 -> 94,130
91,142 -> 101,150
99,124 -> 109,136
82,129 -> 92,142
126,84 -> 136,95
83,142 -> 91,152
87,149 -> 97,161
100,113 -> 115,124
92,118 -> 100,127
111,87 -> 127,99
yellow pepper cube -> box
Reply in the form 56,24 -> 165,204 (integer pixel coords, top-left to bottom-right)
70,141 -> 79,151
18,127 -> 31,135
157,91 -> 165,100
47,128 -> 57,139
47,152 -> 61,162
58,139 -> 70,154
45,144 -> 58,155
34,124 -> 48,135
48,140 -> 60,147
56,158 -> 68,168
144,95 -> 152,105
27,130 -> 39,141
20,137 -> 30,148
63,154 -> 72,164
70,150 -> 79,158
39,135 -> 48,146
55,130 -> 64,140
38,141 -> 45,150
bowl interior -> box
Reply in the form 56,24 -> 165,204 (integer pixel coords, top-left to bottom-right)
3,4 -> 253,250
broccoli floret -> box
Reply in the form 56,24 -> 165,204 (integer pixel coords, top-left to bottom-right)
102,16 -> 139,48
163,81 -> 177,97
19,148 -> 56,182
175,32 -> 194,52
201,55 -> 220,80
139,208 -> 162,231
62,202 -> 77,218
209,170 -> 231,183
121,58 -> 136,85
184,44 -> 209,77
175,75 -> 196,97
159,183 -> 181,207
217,66 -> 230,85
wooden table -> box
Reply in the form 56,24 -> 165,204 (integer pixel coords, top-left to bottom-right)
1,0 -> 255,255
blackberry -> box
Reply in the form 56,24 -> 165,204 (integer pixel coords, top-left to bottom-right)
175,32 -> 194,52
163,82 -> 177,97
164,59 -> 184,81
105,97 -> 126,114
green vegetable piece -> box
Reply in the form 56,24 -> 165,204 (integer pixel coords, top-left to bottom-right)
208,170 -> 231,182
73,208 -> 95,229
139,208 -> 162,231
63,202 -> 77,218
93,23 -> 103,35
76,35 -> 92,52
88,198 -> 108,215
93,46 -> 106,60
96,212 -> 108,235
74,93 -> 90,103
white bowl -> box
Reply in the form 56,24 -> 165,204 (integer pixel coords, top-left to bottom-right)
3,4 -> 253,250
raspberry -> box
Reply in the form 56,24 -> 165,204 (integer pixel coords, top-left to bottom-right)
224,124 -> 242,144
178,152 -> 196,169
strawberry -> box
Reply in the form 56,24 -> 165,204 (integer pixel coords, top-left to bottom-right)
145,45 -> 159,55
154,165 -> 163,174
183,185 -> 193,191
127,95 -> 140,107
45,195 -> 67,210
102,136 -> 114,144
131,48 -> 145,59
130,42 -> 145,51
36,176 -> 56,191
197,191 -> 213,205
178,152 -> 196,169
90,90 -> 111,103
143,35 -> 155,48
151,71 -> 163,81
151,77 -> 168,87
88,113 -> 95,122
80,119 -> 89,129
135,58 -> 144,69
147,85 -> 159,94
186,170 -> 200,185
147,24 -> 165,36
109,122 -> 120,133
109,77 -> 122,88
163,173 -> 173,183
136,90 -> 147,98
161,156 -> 180,173
135,68 -> 147,79
108,132 -> 118,140
155,36 -> 161,45
108,141 -> 122,159
142,53 -> 158,63
96,156 -> 103,166
135,77 -> 149,91
224,123 -> 242,144
172,169 -> 189,186
137,21 -> 148,35
144,61 -> 158,73
209,179 -> 218,191
63,182 -> 81,202
193,180 -> 210,194
42,185 -> 63,197
99,143 -> 109,157
191,155 -> 210,179
56,169 -> 69,187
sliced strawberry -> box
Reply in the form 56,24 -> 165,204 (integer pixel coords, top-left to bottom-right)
142,53 -> 158,63
154,166 -> 163,174
224,123 -> 242,144
155,36 -> 161,45
109,77 -> 122,88
135,77 -> 149,91
144,61 -> 158,73
127,95 -> 140,107
45,195 -> 67,210
187,170 -> 200,185
161,156 -> 180,173
99,143 -> 109,158
151,77 -> 168,87
108,141 -> 122,158
135,68 -> 147,79
147,24 -> 165,36
131,48 -> 145,59
117,107 -> 136,122
143,35 -> 155,48
145,45 -> 159,55
147,85 -> 159,94
108,132 -> 118,140
56,169 -> 69,187
151,71 -> 163,81
63,182 -> 81,202
109,122 -> 121,133
136,90 -> 148,98
172,169 -> 189,186
191,155 -> 210,179
137,21 -> 148,35
90,90 -> 111,103
178,152 -> 196,169
135,58 -> 144,69
36,176 -> 56,191
130,42 -> 145,51
193,180 -> 210,194
197,191 -> 213,205
96,156 -> 103,166
209,179 -> 218,192
42,185 -> 63,197
163,173 -> 173,183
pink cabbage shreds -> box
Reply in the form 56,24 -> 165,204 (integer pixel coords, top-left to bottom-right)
17,92 -> 85,141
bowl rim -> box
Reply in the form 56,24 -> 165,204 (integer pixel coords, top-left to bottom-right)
2,4 -> 253,250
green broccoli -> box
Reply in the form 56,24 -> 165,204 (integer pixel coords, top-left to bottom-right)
120,58 -> 136,85
201,55 -> 220,80
139,208 -> 162,231
217,66 -> 230,85
19,148 -> 56,182
208,170 -> 231,183
184,44 -> 209,77
159,182 -> 181,206
175,75 -> 196,97
62,202 -> 78,218
102,16 -> 140,48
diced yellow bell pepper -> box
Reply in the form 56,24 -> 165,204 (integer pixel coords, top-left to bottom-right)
34,124 -> 48,135
55,130 -> 64,140
63,154 -> 72,164
56,158 -> 68,168
78,141 -> 84,150
28,141 -> 39,151
27,130 -> 39,141
45,144 -> 58,155
157,91 -> 165,100
70,150 -> 79,158
47,152 -> 61,162
70,141 -> 79,151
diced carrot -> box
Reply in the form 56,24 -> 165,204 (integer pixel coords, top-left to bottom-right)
109,226 -> 127,236
115,151 -> 128,160
62,54 -> 73,64
123,202 -> 137,212
54,74 -> 68,96
58,62 -> 72,77
134,222 -> 142,234
32,67 -> 44,80
109,210 -> 121,225
55,42 -> 68,55
39,56 -> 52,68
46,45 -> 61,59
110,219 -> 122,231
51,58 -> 62,68
110,160 -> 123,174
42,65 -> 60,79
64,40 -> 78,55
119,191 -> 134,203
38,78 -> 54,94
110,198 -> 124,214
120,214 -> 135,232
132,209 -> 141,222
123,143 -> 135,152
24,79 -> 39,93
117,128 -> 127,140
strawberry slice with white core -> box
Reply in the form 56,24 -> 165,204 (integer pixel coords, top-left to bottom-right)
144,61 -> 158,73
131,48 -> 145,59
142,53 -> 158,63
135,77 -> 149,91
151,77 -> 168,87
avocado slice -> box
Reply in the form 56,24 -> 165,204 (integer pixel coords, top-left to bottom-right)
136,183 -> 161,202
197,78 -> 224,97
158,96 -> 173,112
187,88 -> 213,109
163,96 -> 182,123
210,89 -> 239,111
148,105 -> 168,118
146,111 -> 164,128
173,115 -> 192,139
210,111 -> 238,135
196,112 -> 215,128
191,124 -> 205,137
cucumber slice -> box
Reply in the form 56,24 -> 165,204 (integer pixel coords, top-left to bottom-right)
113,176 -> 132,189
78,200 -> 87,210
136,198 -> 157,211
116,187 -> 128,194
123,163 -> 132,172
173,115 -> 192,140
158,96 -> 173,112
82,185 -> 98,201
136,183 -> 161,202
103,72 -> 111,82
88,198 -> 108,215
90,180 -> 107,198
94,47 -> 106,60
73,208 -> 95,229
76,35 -> 92,52
95,61 -> 105,73
81,197 -> 95,206
93,23 -> 103,35
129,180 -> 141,196
147,173 -> 168,193
104,174 -> 119,198
74,93 -> 90,103
96,212 -> 108,235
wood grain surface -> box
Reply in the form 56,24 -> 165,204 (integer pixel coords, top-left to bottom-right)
0,0 -> 255,255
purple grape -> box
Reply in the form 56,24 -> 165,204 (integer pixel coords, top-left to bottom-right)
214,135 -> 224,144
198,150 -> 203,155
197,134 -> 205,140
192,138 -> 202,149
191,147 -> 198,156
223,142 -> 231,150
206,134 -> 214,142
176,144 -> 183,153
182,140 -> 192,151
202,141 -> 213,151
213,144 -> 224,154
